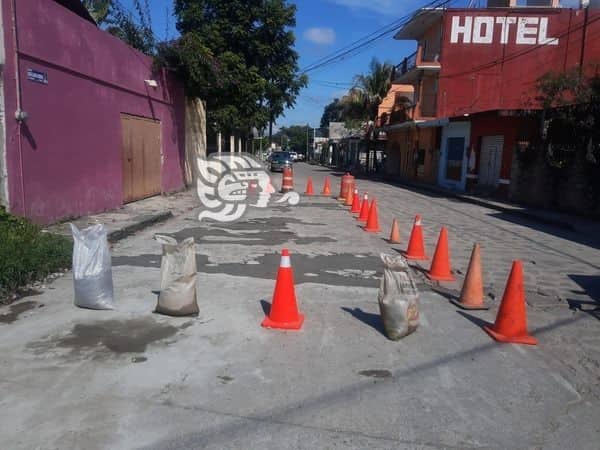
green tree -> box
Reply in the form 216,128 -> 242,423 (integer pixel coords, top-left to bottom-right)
253,1 -> 307,143
275,125 -> 310,154
82,0 -> 111,24
320,98 -> 344,128
105,0 -> 156,55
163,0 -> 305,140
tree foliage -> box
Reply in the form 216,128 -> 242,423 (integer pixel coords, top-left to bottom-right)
159,0 -> 306,137
107,0 -> 155,56
83,0 -> 156,55
320,98 -> 344,128
536,67 -> 600,169
82,0 -> 111,24
319,58 -> 393,130
274,125 -> 310,154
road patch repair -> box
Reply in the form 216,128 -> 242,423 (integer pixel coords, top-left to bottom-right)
0,163 -> 598,449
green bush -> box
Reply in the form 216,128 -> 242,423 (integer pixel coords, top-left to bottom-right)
0,208 -> 72,301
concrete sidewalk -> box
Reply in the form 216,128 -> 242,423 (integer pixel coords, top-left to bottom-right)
46,190 -> 198,242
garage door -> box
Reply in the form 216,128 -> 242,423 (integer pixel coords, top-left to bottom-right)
479,135 -> 503,187
121,114 -> 162,203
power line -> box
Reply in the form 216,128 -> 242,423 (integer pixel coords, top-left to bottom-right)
300,0 -> 455,74
301,0 -> 450,72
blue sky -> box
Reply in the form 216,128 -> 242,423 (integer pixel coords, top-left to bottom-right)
121,0 -> 581,129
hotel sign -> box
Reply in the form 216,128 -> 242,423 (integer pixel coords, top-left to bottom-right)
450,16 -> 559,45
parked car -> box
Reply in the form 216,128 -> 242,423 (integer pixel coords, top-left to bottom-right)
290,151 -> 299,161
269,151 -> 293,172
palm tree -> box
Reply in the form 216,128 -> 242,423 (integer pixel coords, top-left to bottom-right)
351,58 -> 394,122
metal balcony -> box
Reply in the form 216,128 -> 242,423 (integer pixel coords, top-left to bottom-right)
393,51 -> 417,82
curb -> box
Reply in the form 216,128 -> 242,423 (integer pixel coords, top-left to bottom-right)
107,211 -> 174,243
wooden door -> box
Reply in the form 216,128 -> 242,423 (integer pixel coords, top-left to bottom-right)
121,114 -> 162,203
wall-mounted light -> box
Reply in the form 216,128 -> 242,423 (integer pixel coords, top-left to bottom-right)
15,109 -> 28,122
144,79 -> 158,88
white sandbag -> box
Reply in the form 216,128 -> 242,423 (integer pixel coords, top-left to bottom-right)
154,235 -> 198,316
155,274 -> 199,316
70,223 -> 115,310
378,253 -> 419,340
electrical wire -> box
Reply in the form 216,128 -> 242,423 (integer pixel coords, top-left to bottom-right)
300,0 -> 457,74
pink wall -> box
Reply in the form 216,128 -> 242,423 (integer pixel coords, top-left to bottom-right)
438,8 -> 599,118
3,0 -> 186,223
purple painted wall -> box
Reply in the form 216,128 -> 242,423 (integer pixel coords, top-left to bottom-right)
2,0 -> 186,223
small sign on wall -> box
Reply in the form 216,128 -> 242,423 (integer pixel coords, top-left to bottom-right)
27,69 -> 48,84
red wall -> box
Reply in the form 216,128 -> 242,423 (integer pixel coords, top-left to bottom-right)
3,0 -> 186,223
438,8 -> 599,118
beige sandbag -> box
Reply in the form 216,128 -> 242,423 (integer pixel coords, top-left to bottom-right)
378,253 -> 419,340
155,235 -> 197,290
154,235 -> 198,316
155,273 -> 199,316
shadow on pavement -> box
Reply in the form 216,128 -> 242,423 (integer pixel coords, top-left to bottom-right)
341,307 -> 386,338
567,274 -> 600,321
260,299 -> 271,316
456,310 -> 493,329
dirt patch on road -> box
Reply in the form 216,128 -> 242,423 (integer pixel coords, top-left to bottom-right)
164,217 -> 334,247
113,252 -> 382,288
28,318 -> 193,360
0,301 -> 43,324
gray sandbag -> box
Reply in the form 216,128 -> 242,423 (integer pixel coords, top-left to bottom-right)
70,223 -> 115,310
154,235 -> 198,316
378,253 -> 419,340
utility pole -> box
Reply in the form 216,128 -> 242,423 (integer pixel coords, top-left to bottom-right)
306,124 -> 309,156
313,127 -> 316,161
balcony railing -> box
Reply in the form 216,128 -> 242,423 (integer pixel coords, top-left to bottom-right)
393,51 -> 417,81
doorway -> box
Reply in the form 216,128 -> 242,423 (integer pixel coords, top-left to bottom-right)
121,114 -> 162,203
479,135 -> 504,187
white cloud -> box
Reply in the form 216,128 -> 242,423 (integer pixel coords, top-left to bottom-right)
304,27 -> 336,45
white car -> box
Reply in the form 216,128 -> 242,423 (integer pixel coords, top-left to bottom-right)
290,152 -> 299,161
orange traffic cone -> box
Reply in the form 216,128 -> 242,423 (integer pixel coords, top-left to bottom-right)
350,189 -> 361,213
322,177 -> 331,196
426,227 -> 455,282
261,249 -> 304,330
363,199 -> 381,232
404,215 -> 428,260
451,244 -> 488,310
483,261 -> 537,345
344,183 -> 354,206
389,219 -> 401,244
357,193 -> 369,221
305,177 -> 314,195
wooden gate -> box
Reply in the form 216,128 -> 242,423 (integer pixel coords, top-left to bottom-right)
121,114 -> 162,203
